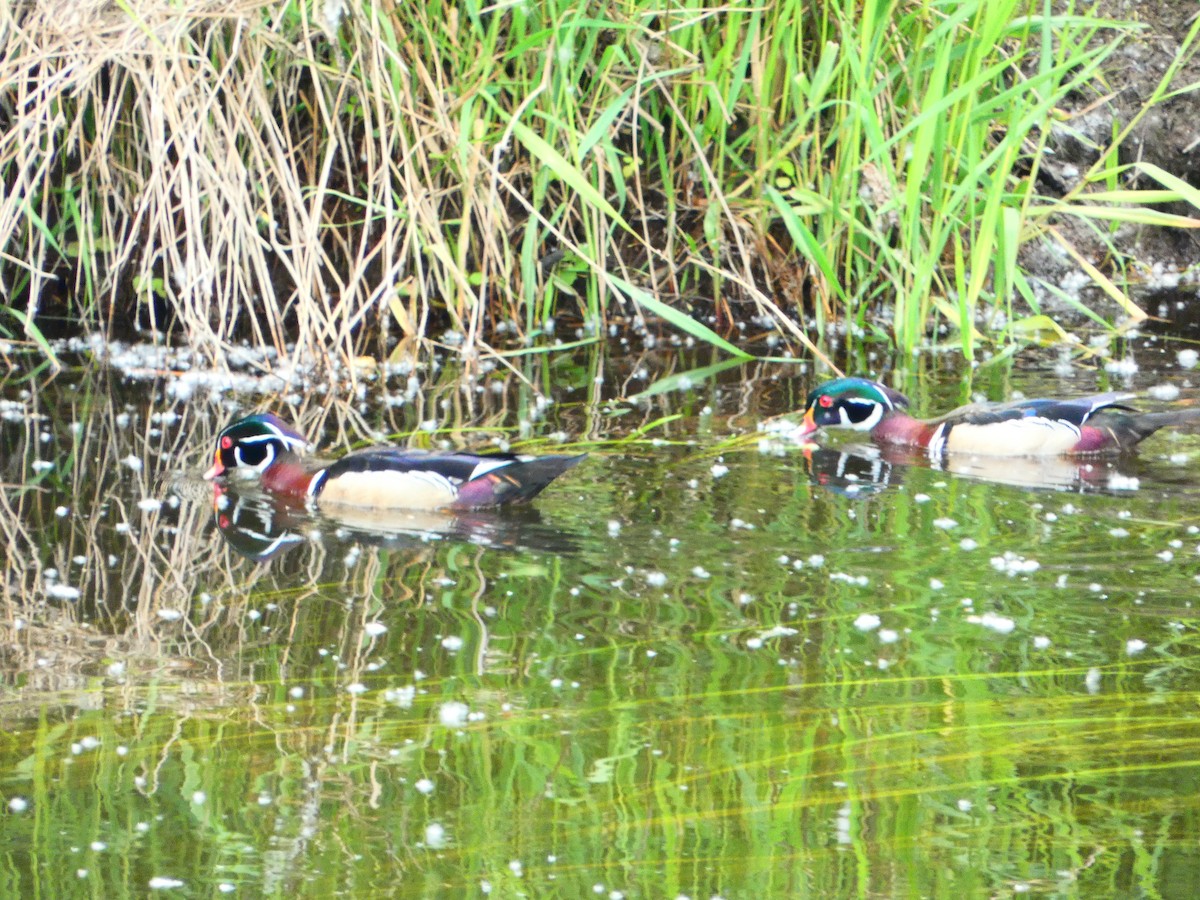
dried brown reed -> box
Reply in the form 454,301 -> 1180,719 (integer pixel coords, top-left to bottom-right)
0,0 -> 832,373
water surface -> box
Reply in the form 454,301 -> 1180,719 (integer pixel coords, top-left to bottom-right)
3,338 -> 1200,897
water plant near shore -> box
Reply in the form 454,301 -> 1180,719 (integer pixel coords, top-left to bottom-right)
0,0 -> 1197,370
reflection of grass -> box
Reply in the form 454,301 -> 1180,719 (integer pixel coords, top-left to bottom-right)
4,2 -> 1198,367
6,353 -> 1200,894
6,625 -> 1200,897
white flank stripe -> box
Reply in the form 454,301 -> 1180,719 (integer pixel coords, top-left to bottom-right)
307,469 -> 327,498
468,458 -> 512,479
929,422 -> 947,457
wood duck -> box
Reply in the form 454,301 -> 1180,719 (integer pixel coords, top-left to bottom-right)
203,414 -> 586,510
796,377 -> 1200,456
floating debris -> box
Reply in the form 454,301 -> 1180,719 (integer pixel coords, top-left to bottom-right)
424,822 -> 448,849
385,686 -> 415,707
1107,473 -> 1140,491
439,702 -> 470,727
757,626 -> 798,641
830,572 -> 869,586
854,613 -> 881,632
990,552 -> 1039,576
1148,383 -> 1181,401
968,612 -> 1015,634
1104,357 -> 1138,377
46,584 -> 81,601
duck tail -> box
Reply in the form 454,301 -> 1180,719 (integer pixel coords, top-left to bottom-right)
1119,408 -> 1200,448
454,454 -> 587,508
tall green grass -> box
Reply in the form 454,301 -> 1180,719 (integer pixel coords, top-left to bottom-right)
768,0 -> 1200,360
0,0 -> 1195,367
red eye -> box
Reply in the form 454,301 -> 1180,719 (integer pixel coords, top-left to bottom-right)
818,395 -> 834,408
221,436 -> 233,449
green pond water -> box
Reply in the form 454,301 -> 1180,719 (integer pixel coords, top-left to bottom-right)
3,336 -> 1200,898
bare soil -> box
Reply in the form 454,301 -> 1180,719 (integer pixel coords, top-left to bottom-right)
1025,1 -> 1200,293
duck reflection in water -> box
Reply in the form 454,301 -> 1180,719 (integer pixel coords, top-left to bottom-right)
802,443 -> 1143,495
212,482 -> 580,562
212,488 -> 307,562
801,445 -> 897,497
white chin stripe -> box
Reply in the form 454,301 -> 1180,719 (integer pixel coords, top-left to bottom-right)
235,444 -> 276,473
838,401 -> 884,432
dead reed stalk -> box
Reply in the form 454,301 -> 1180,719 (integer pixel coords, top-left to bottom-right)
0,0 -> 818,371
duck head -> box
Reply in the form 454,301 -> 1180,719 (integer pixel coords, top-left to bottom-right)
797,377 -> 910,437
203,414 -> 309,480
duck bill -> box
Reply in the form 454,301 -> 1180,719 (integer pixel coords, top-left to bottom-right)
203,456 -> 225,480
795,409 -> 819,438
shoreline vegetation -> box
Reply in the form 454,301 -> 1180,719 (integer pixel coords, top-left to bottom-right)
1,0 -> 1198,372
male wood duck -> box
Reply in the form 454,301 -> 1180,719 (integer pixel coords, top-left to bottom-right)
796,377 -> 1200,456
203,414 -> 586,510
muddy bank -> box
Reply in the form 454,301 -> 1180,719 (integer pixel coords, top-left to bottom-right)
1024,1 -> 1200,300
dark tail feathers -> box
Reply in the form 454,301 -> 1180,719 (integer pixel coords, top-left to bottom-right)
455,454 -> 587,508
1116,407 -> 1200,448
